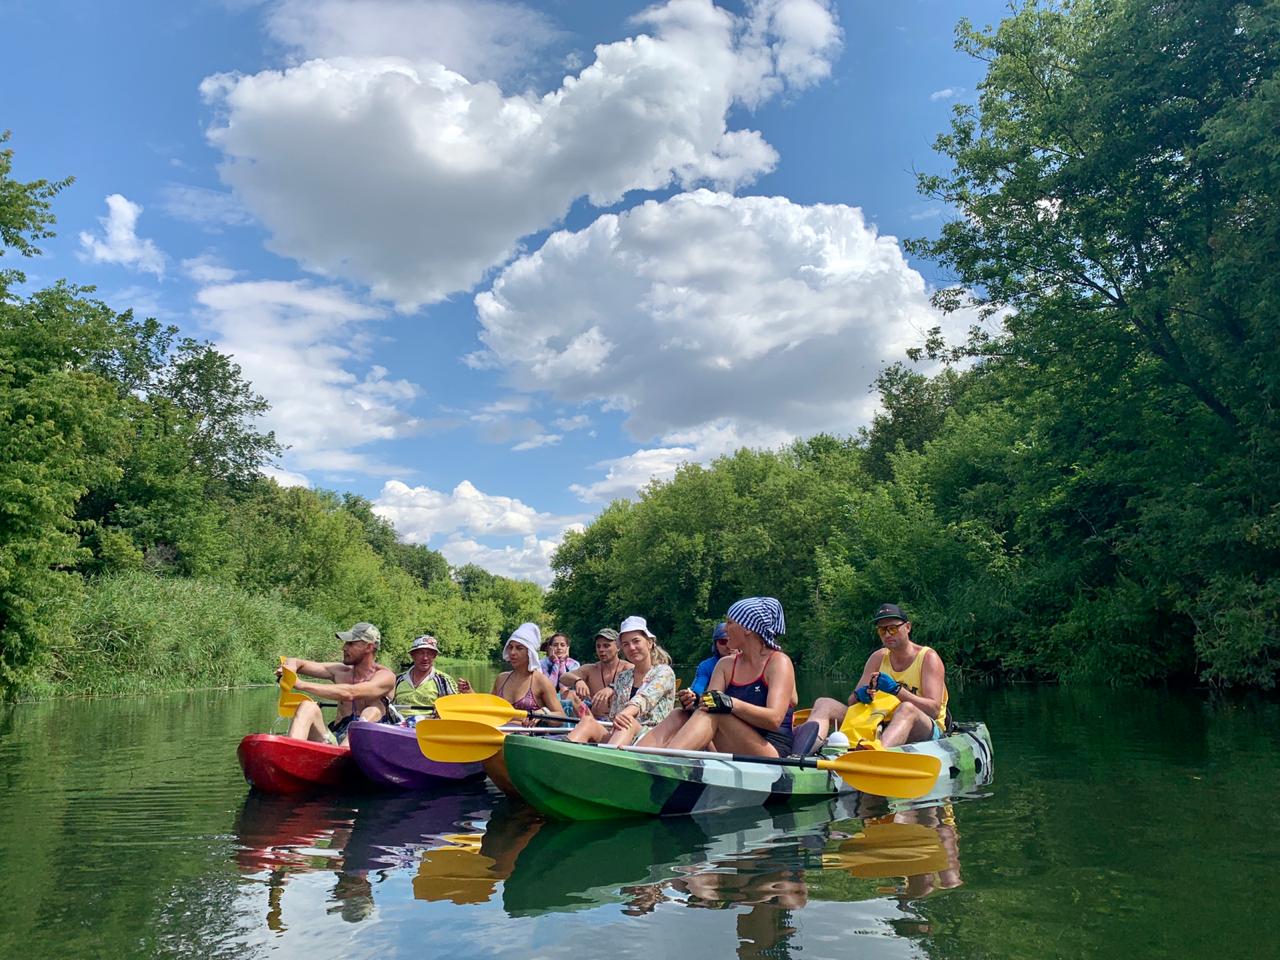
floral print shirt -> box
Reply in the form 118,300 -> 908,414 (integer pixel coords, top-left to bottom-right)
610,663 -> 676,727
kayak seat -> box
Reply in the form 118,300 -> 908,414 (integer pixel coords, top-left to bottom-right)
790,720 -> 822,757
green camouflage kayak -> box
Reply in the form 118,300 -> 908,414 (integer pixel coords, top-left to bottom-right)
503,721 -> 993,819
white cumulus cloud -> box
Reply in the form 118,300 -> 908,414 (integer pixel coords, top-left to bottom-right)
195,279 -> 423,475
264,0 -> 561,82
78,194 -> 166,276
569,420 -> 793,503
436,532 -> 577,587
199,0 -> 840,307
374,478 -> 570,540
472,189 -> 966,444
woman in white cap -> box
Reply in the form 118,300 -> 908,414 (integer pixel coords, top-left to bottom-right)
566,616 -> 676,745
491,623 -> 566,725
644,597 -> 797,757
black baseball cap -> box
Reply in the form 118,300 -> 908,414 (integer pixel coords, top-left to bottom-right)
871,603 -> 909,623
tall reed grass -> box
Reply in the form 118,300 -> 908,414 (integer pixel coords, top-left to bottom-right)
26,571 -> 340,698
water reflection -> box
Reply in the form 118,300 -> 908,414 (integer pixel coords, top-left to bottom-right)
234,781 -> 970,960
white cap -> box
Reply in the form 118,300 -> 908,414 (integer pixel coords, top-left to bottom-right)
618,615 -> 655,639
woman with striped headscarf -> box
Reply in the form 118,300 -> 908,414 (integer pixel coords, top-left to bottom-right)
643,597 -> 797,758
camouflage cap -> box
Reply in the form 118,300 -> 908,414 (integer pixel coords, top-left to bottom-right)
337,622 -> 381,645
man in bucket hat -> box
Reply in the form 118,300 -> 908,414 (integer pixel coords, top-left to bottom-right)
277,622 -> 397,744
392,634 -> 469,721
791,603 -> 950,755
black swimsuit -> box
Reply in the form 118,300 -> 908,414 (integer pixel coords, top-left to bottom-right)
725,653 -> 794,756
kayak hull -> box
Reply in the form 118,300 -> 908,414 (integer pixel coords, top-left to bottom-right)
347,720 -> 485,790
503,722 -> 994,820
237,733 -> 360,795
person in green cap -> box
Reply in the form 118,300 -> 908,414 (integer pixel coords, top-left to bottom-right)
557,627 -> 623,719
277,622 -> 397,744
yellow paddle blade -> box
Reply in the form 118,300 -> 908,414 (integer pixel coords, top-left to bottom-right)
792,708 -> 812,725
276,689 -> 310,719
416,719 -> 506,762
276,658 -> 311,719
840,691 -> 900,743
413,848 -> 499,905
820,749 -> 941,799
434,693 -> 523,727
439,832 -> 485,853
821,822 -> 948,878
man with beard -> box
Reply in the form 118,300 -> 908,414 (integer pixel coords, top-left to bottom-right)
277,622 -> 397,744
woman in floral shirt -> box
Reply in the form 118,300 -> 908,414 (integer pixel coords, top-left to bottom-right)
567,615 -> 676,746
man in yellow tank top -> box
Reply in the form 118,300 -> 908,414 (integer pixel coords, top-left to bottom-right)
793,602 -> 949,753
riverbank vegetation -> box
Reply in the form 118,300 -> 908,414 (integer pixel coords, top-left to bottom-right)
548,0 -> 1280,688
0,137 -> 543,700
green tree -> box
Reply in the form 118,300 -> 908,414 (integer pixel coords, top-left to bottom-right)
906,0 -> 1280,685
0,138 -> 127,686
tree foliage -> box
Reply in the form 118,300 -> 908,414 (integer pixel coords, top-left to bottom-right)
0,137 -> 542,697
550,1 -> 1280,688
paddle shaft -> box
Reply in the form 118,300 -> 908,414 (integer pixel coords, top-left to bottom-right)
610,743 -> 824,770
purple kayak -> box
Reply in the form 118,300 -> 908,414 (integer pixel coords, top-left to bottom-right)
347,720 -> 485,790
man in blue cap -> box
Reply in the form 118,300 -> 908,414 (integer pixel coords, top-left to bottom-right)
675,622 -> 732,710
792,602 -> 949,754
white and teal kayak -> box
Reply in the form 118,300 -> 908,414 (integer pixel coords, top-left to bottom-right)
502,722 -> 993,819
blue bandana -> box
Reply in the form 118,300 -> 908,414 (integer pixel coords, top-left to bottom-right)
725,597 -> 785,650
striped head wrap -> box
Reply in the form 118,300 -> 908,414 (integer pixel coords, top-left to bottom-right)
725,597 -> 786,650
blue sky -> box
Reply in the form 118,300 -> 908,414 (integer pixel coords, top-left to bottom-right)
3,0 -> 1009,583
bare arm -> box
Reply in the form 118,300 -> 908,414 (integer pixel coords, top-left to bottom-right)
721,655 -> 795,732
296,666 -> 396,703
895,649 -> 945,719
490,671 -> 510,696
281,658 -> 343,681
533,674 -> 566,716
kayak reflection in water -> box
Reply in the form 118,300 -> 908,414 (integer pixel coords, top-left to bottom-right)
277,622 -> 397,745
492,623 -> 566,726
794,602 -> 950,753
645,597 -> 797,758
564,616 -> 676,746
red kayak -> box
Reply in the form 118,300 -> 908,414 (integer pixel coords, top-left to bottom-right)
237,734 -> 362,795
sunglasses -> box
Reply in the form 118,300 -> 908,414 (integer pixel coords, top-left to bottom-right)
876,621 -> 906,634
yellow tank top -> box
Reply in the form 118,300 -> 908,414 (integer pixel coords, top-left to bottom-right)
880,646 -> 948,726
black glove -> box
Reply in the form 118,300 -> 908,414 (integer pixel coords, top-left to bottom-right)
700,690 -> 735,714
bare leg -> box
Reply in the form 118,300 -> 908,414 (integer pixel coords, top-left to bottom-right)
880,702 -> 935,747
567,713 -> 608,744
640,708 -> 694,748
666,711 -> 718,751
607,719 -> 645,746
805,697 -> 848,739
358,705 -> 385,722
287,700 -> 330,742
696,713 -> 778,758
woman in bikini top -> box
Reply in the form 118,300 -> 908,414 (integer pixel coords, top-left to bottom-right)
492,623 -> 565,725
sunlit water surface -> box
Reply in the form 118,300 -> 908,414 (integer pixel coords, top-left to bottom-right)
2,668 -> 1278,959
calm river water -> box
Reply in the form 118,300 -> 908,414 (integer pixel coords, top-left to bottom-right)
2,669 -> 1278,960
